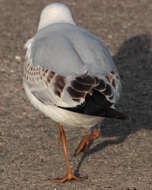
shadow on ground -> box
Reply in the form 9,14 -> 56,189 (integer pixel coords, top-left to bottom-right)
75,34 -> 152,176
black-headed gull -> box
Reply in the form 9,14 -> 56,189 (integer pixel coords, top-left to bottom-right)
23,2 -> 127,183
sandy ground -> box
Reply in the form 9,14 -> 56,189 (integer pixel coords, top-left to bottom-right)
0,0 -> 152,189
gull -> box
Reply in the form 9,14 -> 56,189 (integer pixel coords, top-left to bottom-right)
23,2 -> 127,183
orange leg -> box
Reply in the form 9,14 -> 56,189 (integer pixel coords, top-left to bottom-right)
74,129 -> 100,156
49,123 -> 87,183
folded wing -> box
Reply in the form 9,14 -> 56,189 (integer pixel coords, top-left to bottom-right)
24,23 -> 124,119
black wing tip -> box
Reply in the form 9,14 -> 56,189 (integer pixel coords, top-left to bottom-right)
104,108 -> 129,120
95,107 -> 129,120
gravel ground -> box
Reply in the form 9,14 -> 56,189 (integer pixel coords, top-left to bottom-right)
0,0 -> 152,189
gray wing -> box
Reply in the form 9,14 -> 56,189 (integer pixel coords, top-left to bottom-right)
30,23 -> 118,76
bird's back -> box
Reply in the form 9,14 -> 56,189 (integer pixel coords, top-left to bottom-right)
30,23 -> 117,76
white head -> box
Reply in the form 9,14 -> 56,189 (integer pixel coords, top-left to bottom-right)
38,3 -> 75,31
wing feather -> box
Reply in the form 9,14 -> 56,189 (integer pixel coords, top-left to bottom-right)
24,61 -> 120,109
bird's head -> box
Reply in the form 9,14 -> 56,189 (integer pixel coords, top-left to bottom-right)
38,3 -> 75,31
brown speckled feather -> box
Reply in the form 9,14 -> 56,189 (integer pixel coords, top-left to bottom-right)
24,62 -> 120,109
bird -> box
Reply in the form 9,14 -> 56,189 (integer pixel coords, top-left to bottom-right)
23,2 -> 128,183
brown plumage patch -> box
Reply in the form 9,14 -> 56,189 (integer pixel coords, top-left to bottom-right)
54,75 -> 66,97
67,72 -> 118,104
67,86 -> 85,98
43,69 -> 49,76
45,69 -> 48,73
47,71 -> 55,83
54,89 -> 61,97
105,72 -> 119,92
106,74 -> 112,82
105,75 -> 110,82
68,74 -> 96,101
76,74 -> 96,85
71,80 -> 91,92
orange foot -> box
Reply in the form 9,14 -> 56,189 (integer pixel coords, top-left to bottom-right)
74,129 -> 100,156
49,172 -> 87,183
